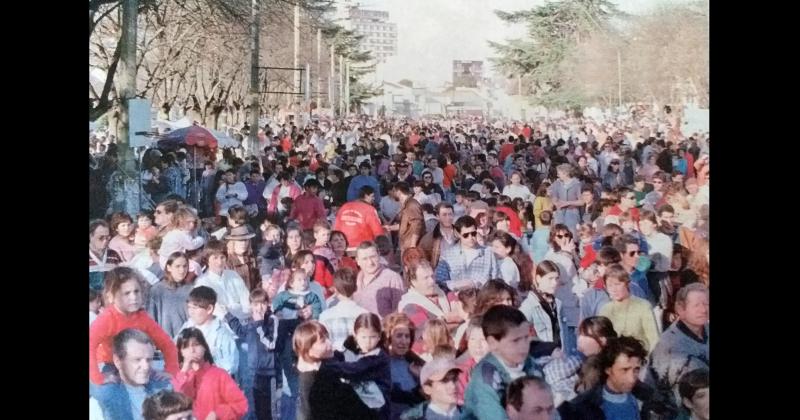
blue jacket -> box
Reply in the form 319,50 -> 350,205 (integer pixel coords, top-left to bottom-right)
462,352 -> 544,420
93,377 -> 172,420
347,175 -> 382,202
224,313 -> 277,380
327,338 -> 392,419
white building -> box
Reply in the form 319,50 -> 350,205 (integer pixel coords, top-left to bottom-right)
342,4 -> 398,63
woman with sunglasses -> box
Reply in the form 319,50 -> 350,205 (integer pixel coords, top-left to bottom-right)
543,224 -> 582,356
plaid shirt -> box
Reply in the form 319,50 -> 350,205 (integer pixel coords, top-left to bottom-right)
319,300 -> 370,352
435,245 -> 500,290
542,353 -> 586,404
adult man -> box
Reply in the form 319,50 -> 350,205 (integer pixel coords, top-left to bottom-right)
427,157 -> 445,189
419,203 -> 458,268
648,284 -> 709,404
328,169 -> 349,207
385,182 -> 426,256
289,179 -> 327,231
347,161 -> 382,202
93,329 -> 172,420
559,336 -> 657,420
242,169 -> 267,220
613,235 -> 655,305
333,186 -> 385,252
505,376 -> 560,420
379,184 -> 401,223
639,210 -> 673,307
435,215 -> 500,292
642,173 -> 669,212
608,187 -> 640,222
352,241 -> 405,317
216,169 -> 249,218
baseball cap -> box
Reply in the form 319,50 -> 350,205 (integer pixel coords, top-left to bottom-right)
420,357 -> 461,384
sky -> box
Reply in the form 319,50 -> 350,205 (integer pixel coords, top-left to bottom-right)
341,0 -> 689,87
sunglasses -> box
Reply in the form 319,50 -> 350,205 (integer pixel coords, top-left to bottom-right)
627,251 -> 646,257
556,234 -> 572,239
461,231 -> 478,239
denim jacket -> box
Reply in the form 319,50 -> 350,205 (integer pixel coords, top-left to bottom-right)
93,376 -> 171,420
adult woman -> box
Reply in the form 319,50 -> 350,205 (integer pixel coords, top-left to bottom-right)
224,226 -> 260,291
89,219 -> 123,291
294,321 -> 376,420
154,199 -> 181,237
549,164 -> 582,237
383,313 -> 426,420
397,259 -> 462,355
542,316 -> 618,405
598,264 -> 660,351
519,261 -> 566,346
502,171 -> 533,202
108,212 -> 137,262
472,279 -> 515,317
330,230 -> 360,272
474,211 -> 494,247
172,328 -> 248,420
285,226 -> 305,263
602,159 -> 623,190
576,155 -> 597,180
543,223 -> 581,355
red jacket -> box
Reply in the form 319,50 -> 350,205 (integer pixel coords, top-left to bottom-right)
495,206 -> 523,237
609,205 -> 640,222
268,182 -> 302,214
172,362 -> 248,420
281,136 -> 292,153
289,192 -> 326,230
89,306 -> 179,384
333,200 -> 385,249
500,143 -> 516,163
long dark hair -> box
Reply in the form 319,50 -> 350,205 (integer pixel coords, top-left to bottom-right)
492,232 -> 535,293
164,252 -> 194,289
176,328 -> 215,365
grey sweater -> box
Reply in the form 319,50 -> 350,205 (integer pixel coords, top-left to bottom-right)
147,281 -> 193,338
648,321 -> 709,401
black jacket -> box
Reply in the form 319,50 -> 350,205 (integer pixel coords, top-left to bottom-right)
558,381 -> 678,420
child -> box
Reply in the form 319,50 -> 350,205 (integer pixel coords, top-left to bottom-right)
312,220 -> 339,271
142,390 -> 194,420
89,267 -> 179,386
196,239 -> 251,321
223,289 -> 278,420
577,223 -> 595,260
134,211 -> 158,251
455,316 -> 488,405
401,355 -> 463,420
319,267 -> 370,352
89,288 -> 102,326
172,328 -> 249,420
461,305 -> 543,420
159,207 -> 205,274
530,210 -> 552,264
453,190 -> 467,220
177,286 -> 240,376
331,313 -> 392,419
257,223 -> 284,276
532,184 -> 553,230
147,251 -> 195,338
452,288 -> 478,354
272,269 -> 323,320
419,319 -> 453,362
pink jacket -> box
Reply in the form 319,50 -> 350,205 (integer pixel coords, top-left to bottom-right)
267,182 -> 302,214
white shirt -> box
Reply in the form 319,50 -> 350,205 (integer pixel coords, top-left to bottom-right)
498,257 -> 520,289
195,270 -> 251,320
502,184 -> 533,201
216,181 -> 248,216
89,397 -> 105,420
644,231 -> 673,272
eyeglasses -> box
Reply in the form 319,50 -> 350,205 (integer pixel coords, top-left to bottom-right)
461,231 -> 478,238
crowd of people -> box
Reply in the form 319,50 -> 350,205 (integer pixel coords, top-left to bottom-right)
89,108 -> 709,420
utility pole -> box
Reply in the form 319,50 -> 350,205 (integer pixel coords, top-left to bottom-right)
344,61 -> 350,116
330,44 -> 335,115
117,0 -> 138,173
248,0 -> 261,156
317,28 -> 322,105
617,49 -> 623,108
339,55 -> 345,116
293,3 -> 301,103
